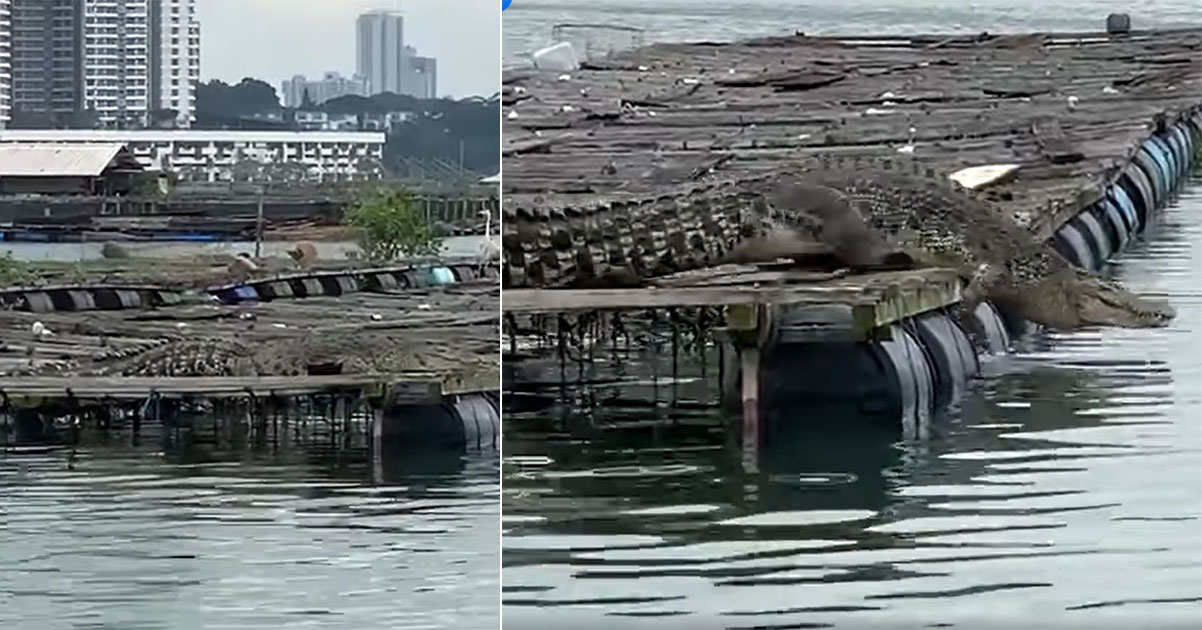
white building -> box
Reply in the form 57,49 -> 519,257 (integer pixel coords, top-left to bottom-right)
156,0 -> 200,127
0,129 -> 387,182
281,71 -> 368,108
0,0 -> 12,129
78,0 -> 198,129
81,0 -> 151,128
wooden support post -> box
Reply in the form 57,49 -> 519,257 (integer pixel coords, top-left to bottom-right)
739,345 -> 761,474
725,303 -> 771,474
370,404 -> 384,484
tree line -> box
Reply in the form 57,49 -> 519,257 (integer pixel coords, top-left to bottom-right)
195,79 -> 499,177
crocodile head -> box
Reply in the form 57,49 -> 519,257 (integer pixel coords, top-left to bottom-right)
1005,268 -> 1175,330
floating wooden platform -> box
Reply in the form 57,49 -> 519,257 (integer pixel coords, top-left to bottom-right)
0,373 -> 491,404
504,266 -> 962,341
503,27 -> 1202,239
0,279 -> 500,392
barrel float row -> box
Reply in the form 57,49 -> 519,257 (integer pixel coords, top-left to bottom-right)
0,286 -> 184,313
1052,113 -> 1202,271
760,303 -> 1009,434
380,392 -> 500,450
210,263 -> 498,304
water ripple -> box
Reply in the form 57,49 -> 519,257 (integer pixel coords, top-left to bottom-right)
1,448 -> 499,629
503,179 -> 1202,626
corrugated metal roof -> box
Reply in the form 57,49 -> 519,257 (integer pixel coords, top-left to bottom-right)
0,144 -> 145,177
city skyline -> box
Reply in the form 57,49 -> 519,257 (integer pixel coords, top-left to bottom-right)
197,0 -> 497,99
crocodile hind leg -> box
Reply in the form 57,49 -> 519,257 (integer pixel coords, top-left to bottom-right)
768,177 -> 911,270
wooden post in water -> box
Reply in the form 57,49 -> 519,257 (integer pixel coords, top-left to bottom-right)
254,185 -> 265,259
371,403 -> 385,484
739,346 -> 761,474
725,303 -> 771,474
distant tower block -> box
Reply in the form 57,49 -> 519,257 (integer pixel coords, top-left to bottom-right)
1106,13 -> 1131,35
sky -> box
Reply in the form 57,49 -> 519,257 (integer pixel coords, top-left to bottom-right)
197,0 -> 500,99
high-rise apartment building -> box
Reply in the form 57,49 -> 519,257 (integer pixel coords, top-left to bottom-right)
0,0 -> 12,128
80,0 -> 151,128
355,10 -> 438,100
10,0 -> 84,127
155,0 -> 199,127
406,54 -> 436,100
356,10 -> 405,96
4,0 -> 196,129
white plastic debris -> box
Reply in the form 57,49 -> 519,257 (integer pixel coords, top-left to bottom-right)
507,110 -> 519,120
556,73 -> 572,82
865,108 -> 895,116
30,321 -> 52,337
417,304 -> 432,311
531,41 -> 579,71
370,313 -> 383,321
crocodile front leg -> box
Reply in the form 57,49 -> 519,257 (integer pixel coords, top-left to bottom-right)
953,262 -> 1005,352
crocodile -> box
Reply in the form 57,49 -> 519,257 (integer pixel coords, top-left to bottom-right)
502,156 -> 1174,331
68,334 -> 495,378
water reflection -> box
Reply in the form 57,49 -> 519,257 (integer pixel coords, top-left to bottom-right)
1,441 -> 499,629
502,183 -> 1202,628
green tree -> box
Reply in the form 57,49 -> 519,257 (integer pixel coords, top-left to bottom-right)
0,252 -> 35,287
343,185 -> 444,261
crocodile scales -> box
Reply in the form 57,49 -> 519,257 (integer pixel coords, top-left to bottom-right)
502,156 -> 1174,331
56,335 -> 494,378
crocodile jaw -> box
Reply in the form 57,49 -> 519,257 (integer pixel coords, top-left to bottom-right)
1014,270 -> 1175,330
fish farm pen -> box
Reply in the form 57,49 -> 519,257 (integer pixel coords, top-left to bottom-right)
501,25 -> 1202,463
0,188 -> 499,243
0,261 -> 501,456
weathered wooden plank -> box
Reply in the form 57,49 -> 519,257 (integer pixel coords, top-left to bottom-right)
502,267 -> 962,322
0,375 -> 402,400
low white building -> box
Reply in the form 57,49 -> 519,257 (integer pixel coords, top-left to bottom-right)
0,129 -> 387,182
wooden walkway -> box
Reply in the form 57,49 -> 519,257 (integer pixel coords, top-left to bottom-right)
504,267 -> 961,340
503,28 -> 1202,239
